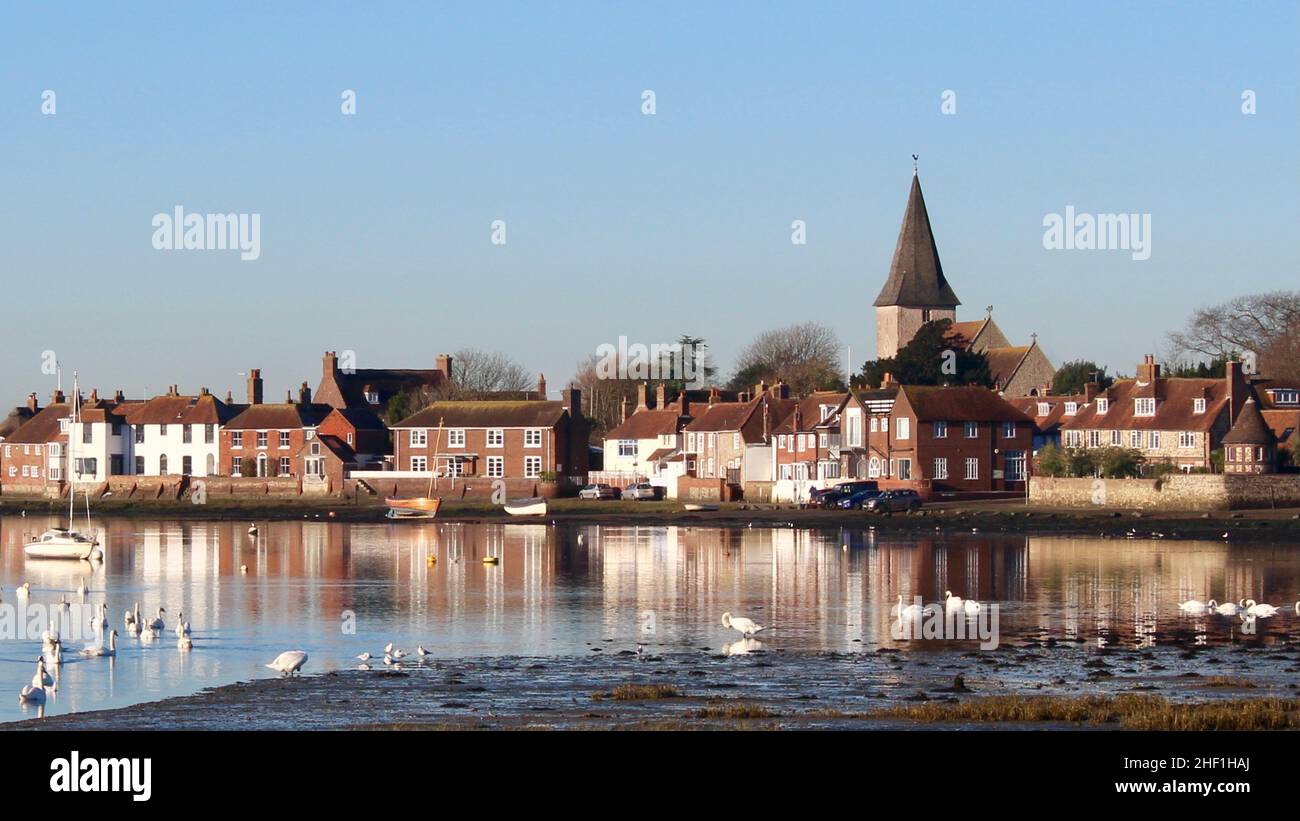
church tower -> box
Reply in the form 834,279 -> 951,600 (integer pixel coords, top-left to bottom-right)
874,172 -> 961,359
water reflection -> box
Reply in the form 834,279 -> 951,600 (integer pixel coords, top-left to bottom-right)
2,514 -> 1300,718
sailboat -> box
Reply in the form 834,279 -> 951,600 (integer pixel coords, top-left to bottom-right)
385,417 -> 443,519
26,372 -> 103,561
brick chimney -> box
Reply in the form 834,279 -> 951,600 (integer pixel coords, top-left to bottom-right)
655,383 -> 668,410
26,393 -> 38,413
199,387 -> 209,397
1136,354 -> 1160,384
536,373 -> 546,398
225,390 -> 233,404
562,388 -> 582,418
677,394 -> 690,418
709,387 -> 720,407
620,395 -> 629,424
1083,382 -> 1099,403
774,381 -> 789,399
636,383 -> 649,410
881,372 -> 898,389
1227,359 -> 1248,424
89,388 -> 99,403
165,384 -> 178,397
436,353 -> 453,382
323,350 -> 339,376
52,389 -> 64,404
299,381 -> 312,405
793,403 -> 803,431
247,369 -> 263,405
114,389 -> 125,402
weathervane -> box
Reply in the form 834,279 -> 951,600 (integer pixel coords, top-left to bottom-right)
912,153 -> 919,174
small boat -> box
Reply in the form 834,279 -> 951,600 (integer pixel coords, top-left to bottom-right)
684,503 -> 719,512
385,496 -> 442,519
504,497 -> 547,516
25,527 -> 101,560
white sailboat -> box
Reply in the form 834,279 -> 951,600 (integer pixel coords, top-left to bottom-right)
25,372 -> 103,561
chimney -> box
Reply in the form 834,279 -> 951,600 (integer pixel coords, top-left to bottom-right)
756,380 -> 767,397
536,373 -> 547,398
708,387 -> 720,407
793,404 -> 803,431
436,353 -> 453,382
655,383 -> 668,410
225,390 -> 233,404
677,394 -> 690,418
1227,360 -> 1248,424
562,388 -> 582,418
636,383 -> 649,410
299,381 -> 312,405
1084,382 -> 1099,403
114,389 -> 124,402
89,388 -> 99,403
775,381 -> 789,399
52,389 -> 65,404
1136,354 -> 1160,384
881,372 -> 897,389
620,395 -> 629,424
247,369 -> 263,405
26,393 -> 38,413
286,389 -> 294,404
199,387 -> 209,397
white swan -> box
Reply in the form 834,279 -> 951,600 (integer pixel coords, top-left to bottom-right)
944,590 -> 964,613
31,657 -> 53,688
963,598 -> 982,615
43,638 -> 62,667
1179,599 -> 1210,614
356,652 -> 372,661
124,602 -> 141,636
1245,599 -> 1279,618
80,629 -> 117,657
177,634 -> 192,651
148,607 -> 166,632
1214,599 -> 1244,616
265,650 -> 308,676
175,614 -> 190,637
248,523 -> 258,537
893,595 -> 925,620
18,683 -> 45,706
17,582 -> 30,598
721,612 -> 765,637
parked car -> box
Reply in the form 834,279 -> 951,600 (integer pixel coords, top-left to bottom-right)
578,483 -> 619,500
621,482 -> 663,501
813,480 -> 879,509
837,487 -> 885,509
864,489 -> 922,514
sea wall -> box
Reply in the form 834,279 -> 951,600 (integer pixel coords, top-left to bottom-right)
1029,474 -> 1300,511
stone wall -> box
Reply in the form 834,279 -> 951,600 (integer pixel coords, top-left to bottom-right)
1030,474 -> 1300,511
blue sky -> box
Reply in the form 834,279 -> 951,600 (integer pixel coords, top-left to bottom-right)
2,1 -> 1296,403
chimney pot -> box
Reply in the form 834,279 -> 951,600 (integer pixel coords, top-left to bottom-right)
636,383 -> 649,410
436,354 -> 453,382
26,393 -> 38,413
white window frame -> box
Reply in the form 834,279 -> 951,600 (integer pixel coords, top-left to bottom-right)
525,428 -> 543,447
964,421 -> 978,439
1193,398 -> 1206,414
1135,398 -> 1156,416
933,458 -> 948,480
896,418 -> 910,440
411,456 -> 428,472
486,429 -> 504,448
410,429 -> 428,447
486,456 -> 504,477
524,456 -> 542,478
448,429 -> 466,447
933,421 -> 948,439
965,457 -> 979,480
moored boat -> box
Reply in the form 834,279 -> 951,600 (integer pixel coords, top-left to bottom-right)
385,496 -> 442,519
683,503 -> 719,512
504,497 -> 547,516
25,527 -> 101,560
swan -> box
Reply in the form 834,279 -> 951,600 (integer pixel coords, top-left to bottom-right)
31,657 -> 53,688
1179,599 -> 1210,614
148,607 -> 166,632
721,612 -> 765,637
17,582 -> 30,598
1214,599 -> 1244,616
175,613 -> 190,637
265,650 -> 308,676
248,523 -> 258,536
963,598 -> 982,615
18,683 -> 45,706
944,590 -> 964,613
177,634 -> 192,651
893,595 -> 926,620
1245,599 -> 1279,618
80,629 -> 117,658
124,602 -> 139,636
43,639 -> 62,667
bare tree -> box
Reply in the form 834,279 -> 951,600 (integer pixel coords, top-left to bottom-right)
1167,291 -> 1300,380
730,322 -> 844,395
445,347 -> 533,398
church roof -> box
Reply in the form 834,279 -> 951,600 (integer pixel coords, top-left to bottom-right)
874,174 -> 961,309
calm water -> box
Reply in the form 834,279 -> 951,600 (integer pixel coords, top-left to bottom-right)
3,513 -> 1300,720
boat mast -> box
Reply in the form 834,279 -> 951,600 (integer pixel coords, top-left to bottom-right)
428,416 -> 444,496
69,371 -> 78,526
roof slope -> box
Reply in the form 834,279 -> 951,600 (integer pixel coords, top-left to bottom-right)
605,409 -> 686,440
1222,397 -> 1276,445
394,401 -> 567,429
899,386 -> 1029,423
874,174 -> 961,309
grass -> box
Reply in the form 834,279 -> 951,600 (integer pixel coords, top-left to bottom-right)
593,683 -> 680,701
873,693 -> 1300,730
692,701 -> 778,719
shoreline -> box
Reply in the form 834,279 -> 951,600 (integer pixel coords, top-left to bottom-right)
3,497 -> 1300,541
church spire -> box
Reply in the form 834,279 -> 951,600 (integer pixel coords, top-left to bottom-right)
873,173 -> 961,309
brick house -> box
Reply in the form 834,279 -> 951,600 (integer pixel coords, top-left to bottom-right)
1222,397 -> 1278,474
1007,392 -> 1086,455
771,391 -> 849,481
1257,380 -> 1300,467
0,391 -> 70,492
314,350 -> 453,412
390,389 -> 588,481
315,406 -> 389,466
1058,356 -> 1251,472
874,385 -> 1033,491
0,393 -> 40,442
601,383 -> 692,480
682,386 -> 796,484
837,386 -> 899,479
219,373 -> 331,478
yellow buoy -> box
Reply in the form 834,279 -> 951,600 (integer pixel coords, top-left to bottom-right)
482,556 -> 499,565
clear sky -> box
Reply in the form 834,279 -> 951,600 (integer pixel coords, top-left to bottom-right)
2,1 -> 1296,404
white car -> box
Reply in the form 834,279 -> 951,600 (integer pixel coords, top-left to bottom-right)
621,483 -> 661,501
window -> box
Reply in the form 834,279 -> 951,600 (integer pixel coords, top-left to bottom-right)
205,424 -> 215,444
1006,451 -> 1026,481
1270,390 -> 1298,405
60,419 -> 69,433
411,456 -> 427,472
279,431 -> 291,448
819,433 -> 828,449
846,412 -> 862,446
487,429 -> 504,448
135,455 -> 144,474
1003,422 -> 1017,439
933,458 -> 949,480
870,417 -> 878,433
279,457 -> 291,475
1037,402 -> 1051,417
1135,398 -> 1156,416
797,435 -> 806,452
618,440 -> 636,458
159,455 -> 169,475
779,463 -> 792,480
965,457 -> 979,480
525,428 -> 543,447
881,418 -> 890,433
21,466 -> 29,478
1088,430 -> 1101,448
448,429 -> 465,447
1096,398 -> 1109,414
82,425 -> 92,444
256,432 -> 268,448
820,404 -> 834,422
933,421 -> 948,439
897,459 -> 912,480
346,432 -> 353,445
1149,431 -> 1161,449
305,429 -> 314,440
896,418 -> 910,440
182,424 -> 192,444
1130,430 -> 1141,448
1110,430 -> 1121,446
708,433 -> 716,450
1193,398 -> 1206,414
182,456 -> 192,475
135,426 -> 145,444
159,424 -> 168,436
733,433 -> 740,449
524,456 -> 542,478
232,431 -> 243,448
486,456 -> 504,477
965,421 -> 978,438
1064,402 -> 1078,416
1179,431 -> 1196,448
310,442 -> 320,455
868,457 -> 881,478
410,429 -> 428,447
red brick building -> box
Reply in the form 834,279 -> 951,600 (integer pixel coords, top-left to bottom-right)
771,391 -> 849,481
314,350 -> 453,412
219,372 -> 331,478
0,392 -> 70,491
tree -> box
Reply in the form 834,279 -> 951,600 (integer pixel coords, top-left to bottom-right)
443,348 -> 533,398
239,456 -> 258,478
1162,356 -> 1238,379
1051,360 -> 1114,395
1166,290 -> 1300,381
731,322 -> 844,396
1098,447 -> 1144,479
855,319 -> 992,389
1037,443 -> 1068,477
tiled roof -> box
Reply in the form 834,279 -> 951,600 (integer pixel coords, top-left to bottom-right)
1060,378 -> 1228,432
1262,409 -> 1299,446
225,403 -> 331,430
2,403 -> 70,444
1007,394 -> 1084,435
0,407 -> 35,439
685,393 -> 797,443
771,391 -> 849,434
394,400 -> 567,429
331,406 -> 388,430
943,319 -> 988,349
123,394 -> 237,426
326,368 -> 448,409
899,385 -> 1030,423
874,174 -> 961,309
983,346 -> 1031,388
1222,398 -> 1276,445
605,409 -> 686,440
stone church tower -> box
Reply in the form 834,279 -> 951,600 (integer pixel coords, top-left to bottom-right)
874,172 -> 961,358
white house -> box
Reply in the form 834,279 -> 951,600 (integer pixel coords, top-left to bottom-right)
122,388 -> 237,477
600,385 -> 690,481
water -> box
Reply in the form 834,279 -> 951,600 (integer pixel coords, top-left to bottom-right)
4,513 -> 1300,721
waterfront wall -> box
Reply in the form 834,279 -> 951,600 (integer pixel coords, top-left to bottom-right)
1029,474 -> 1300,511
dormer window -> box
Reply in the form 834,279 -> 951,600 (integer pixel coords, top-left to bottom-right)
1135,398 -> 1156,416
1096,399 -> 1109,414
1193,398 -> 1206,414
1064,402 -> 1078,416
1036,402 -> 1050,416
364,390 -> 379,404
1272,390 -> 1299,405
819,404 -> 834,422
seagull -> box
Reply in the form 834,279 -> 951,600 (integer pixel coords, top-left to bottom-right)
390,648 -> 408,660
81,630 -> 118,657
383,653 -> 395,665
721,612 -> 765,637
383,642 -> 394,654
265,650 -> 308,676
356,652 -> 372,661
248,523 -> 259,537
417,645 -> 430,657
